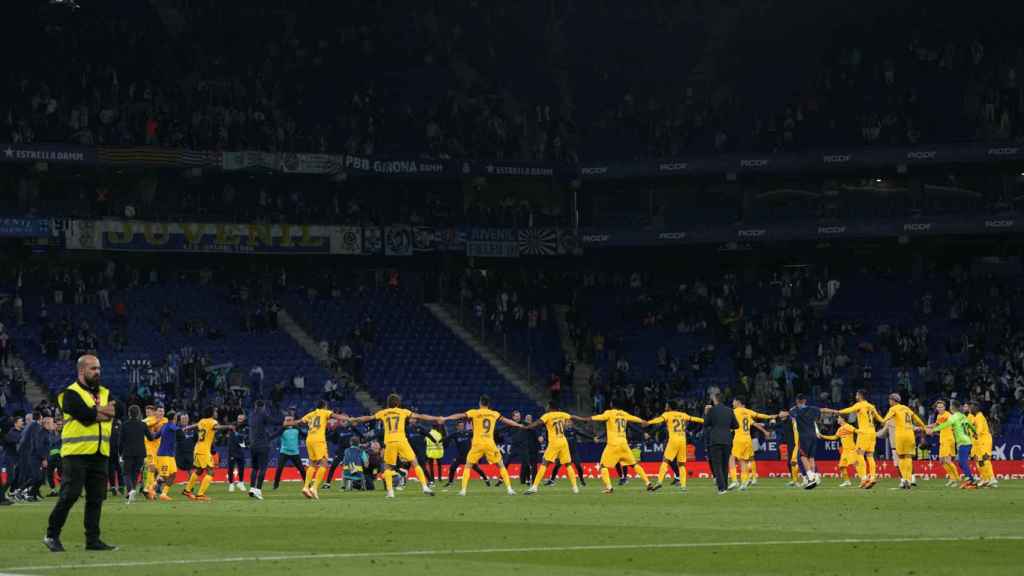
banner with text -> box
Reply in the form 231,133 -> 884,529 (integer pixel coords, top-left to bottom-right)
466,228 -> 520,258
64,221 -> 333,254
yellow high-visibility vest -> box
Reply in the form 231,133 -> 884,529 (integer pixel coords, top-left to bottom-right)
58,381 -> 112,457
425,429 -> 444,459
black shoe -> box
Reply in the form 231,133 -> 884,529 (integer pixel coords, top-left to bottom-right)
47,491 -> 59,497
579,479 -> 587,487
543,479 -> 556,487
86,541 -> 118,551
671,478 -> 680,486
43,537 -> 65,552
321,483 -> 331,490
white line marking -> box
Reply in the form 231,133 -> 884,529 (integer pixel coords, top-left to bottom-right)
4,535 -> 1023,572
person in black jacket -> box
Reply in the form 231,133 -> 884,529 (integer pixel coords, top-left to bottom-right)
443,420 -> 491,488
119,404 -> 148,503
227,414 -> 248,492
175,414 -> 195,479
17,412 -> 47,500
247,400 -> 274,499
106,417 -> 123,496
703,392 -> 738,494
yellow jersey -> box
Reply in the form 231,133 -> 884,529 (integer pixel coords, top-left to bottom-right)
302,408 -> 334,444
837,400 -> 883,432
375,407 -> 412,444
540,411 -> 572,444
733,407 -> 773,442
883,404 -> 926,435
648,411 -> 703,441
143,416 -> 167,455
467,408 -> 501,444
592,409 -> 644,445
194,418 -> 218,455
935,412 -> 954,445
970,412 -> 991,439
820,422 -> 857,453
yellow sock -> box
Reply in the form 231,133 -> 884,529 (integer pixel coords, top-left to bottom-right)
384,469 -> 395,492
186,471 -> 198,492
316,466 -> 327,486
740,464 -> 749,484
460,467 -> 471,492
679,464 -> 687,488
655,459 -> 671,481
198,473 -> 213,496
633,464 -> 649,485
943,462 -> 958,480
414,465 -> 428,488
790,463 -> 800,482
499,467 -> 512,489
304,466 -> 316,489
898,457 -> 911,481
600,467 -> 612,490
866,455 -> 877,480
855,455 -> 867,480
161,483 -> 170,496
531,464 -> 548,489
751,461 -> 758,478
839,466 -> 848,480
981,461 -> 994,481
729,464 -> 737,482
567,467 -> 578,491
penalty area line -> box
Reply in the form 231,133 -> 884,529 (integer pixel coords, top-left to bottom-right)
4,535 -> 1023,572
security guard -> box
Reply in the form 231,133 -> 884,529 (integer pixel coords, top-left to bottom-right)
44,355 -> 118,552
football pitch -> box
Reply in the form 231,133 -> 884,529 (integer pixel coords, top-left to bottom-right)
1,479 -> 1021,576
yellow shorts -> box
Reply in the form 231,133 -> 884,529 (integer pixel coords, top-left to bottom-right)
856,431 -> 876,453
939,440 -> 956,458
543,441 -> 572,464
307,440 -> 329,462
193,452 -> 214,470
838,451 -> 854,468
600,443 -> 636,468
467,441 -> 504,465
971,437 -> 992,459
662,437 -> 688,463
383,440 -> 417,466
157,456 -> 177,477
731,439 -> 754,461
893,432 -> 916,457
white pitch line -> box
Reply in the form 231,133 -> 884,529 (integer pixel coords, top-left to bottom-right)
4,535 -> 1023,572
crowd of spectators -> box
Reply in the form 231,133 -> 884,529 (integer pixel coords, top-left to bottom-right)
4,2 -> 1023,162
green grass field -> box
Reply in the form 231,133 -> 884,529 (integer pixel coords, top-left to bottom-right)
1,478 -> 1021,576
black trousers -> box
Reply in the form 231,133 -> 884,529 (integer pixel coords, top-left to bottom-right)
227,456 -> 246,484
709,444 -> 731,492
513,450 -> 534,484
549,459 -> 585,482
107,454 -> 123,489
250,447 -> 270,489
326,452 -> 344,484
47,454 -> 108,544
273,454 -> 306,489
122,456 -> 144,493
446,451 -> 489,483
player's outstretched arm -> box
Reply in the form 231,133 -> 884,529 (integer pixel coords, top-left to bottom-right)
647,416 -> 666,426
410,412 -> 443,423
818,432 -> 838,441
445,412 -> 468,421
499,416 -> 524,429
687,415 -> 705,424
524,419 -> 545,430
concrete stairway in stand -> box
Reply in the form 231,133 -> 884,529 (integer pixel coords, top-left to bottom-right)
424,303 -> 547,409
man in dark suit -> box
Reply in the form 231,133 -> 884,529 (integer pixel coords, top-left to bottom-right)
704,392 -> 737,494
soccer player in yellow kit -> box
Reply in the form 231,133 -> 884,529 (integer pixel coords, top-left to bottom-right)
574,398 -> 654,494
348,393 -> 443,498
445,395 -> 522,496
523,402 -> 579,495
823,389 -> 884,489
968,401 -> 998,488
728,398 -> 779,491
293,399 -> 348,500
646,400 -> 703,492
184,407 -> 234,501
818,416 -> 858,486
933,401 -> 960,486
881,393 -> 926,489
142,405 -> 167,500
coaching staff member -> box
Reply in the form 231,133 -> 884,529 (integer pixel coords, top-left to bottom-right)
44,355 -> 117,552
704,392 -> 737,494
